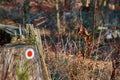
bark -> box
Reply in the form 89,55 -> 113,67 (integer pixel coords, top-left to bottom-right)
56,0 -> 61,33
28,25 -> 51,80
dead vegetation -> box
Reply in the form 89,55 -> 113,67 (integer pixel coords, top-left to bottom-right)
44,50 -> 113,80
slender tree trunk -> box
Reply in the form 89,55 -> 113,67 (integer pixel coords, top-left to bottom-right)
92,0 -> 95,49
34,28 -> 51,80
56,0 -> 61,34
27,24 -> 51,80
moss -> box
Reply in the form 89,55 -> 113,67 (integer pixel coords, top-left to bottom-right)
16,60 -> 29,80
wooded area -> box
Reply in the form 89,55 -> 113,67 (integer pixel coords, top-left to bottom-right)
0,0 -> 120,80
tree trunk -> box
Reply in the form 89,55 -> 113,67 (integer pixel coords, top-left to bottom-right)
28,24 -> 51,80
56,0 -> 61,34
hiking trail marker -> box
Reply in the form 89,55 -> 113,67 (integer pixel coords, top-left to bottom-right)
25,48 -> 35,59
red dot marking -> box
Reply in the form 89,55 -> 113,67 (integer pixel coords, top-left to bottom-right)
27,51 -> 32,57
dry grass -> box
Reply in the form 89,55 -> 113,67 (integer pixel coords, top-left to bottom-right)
44,50 -> 115,80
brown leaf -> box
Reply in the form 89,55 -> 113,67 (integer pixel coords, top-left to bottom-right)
84,37 -> 88,45
77,24 -> 83,36
83,27 -> 89,36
